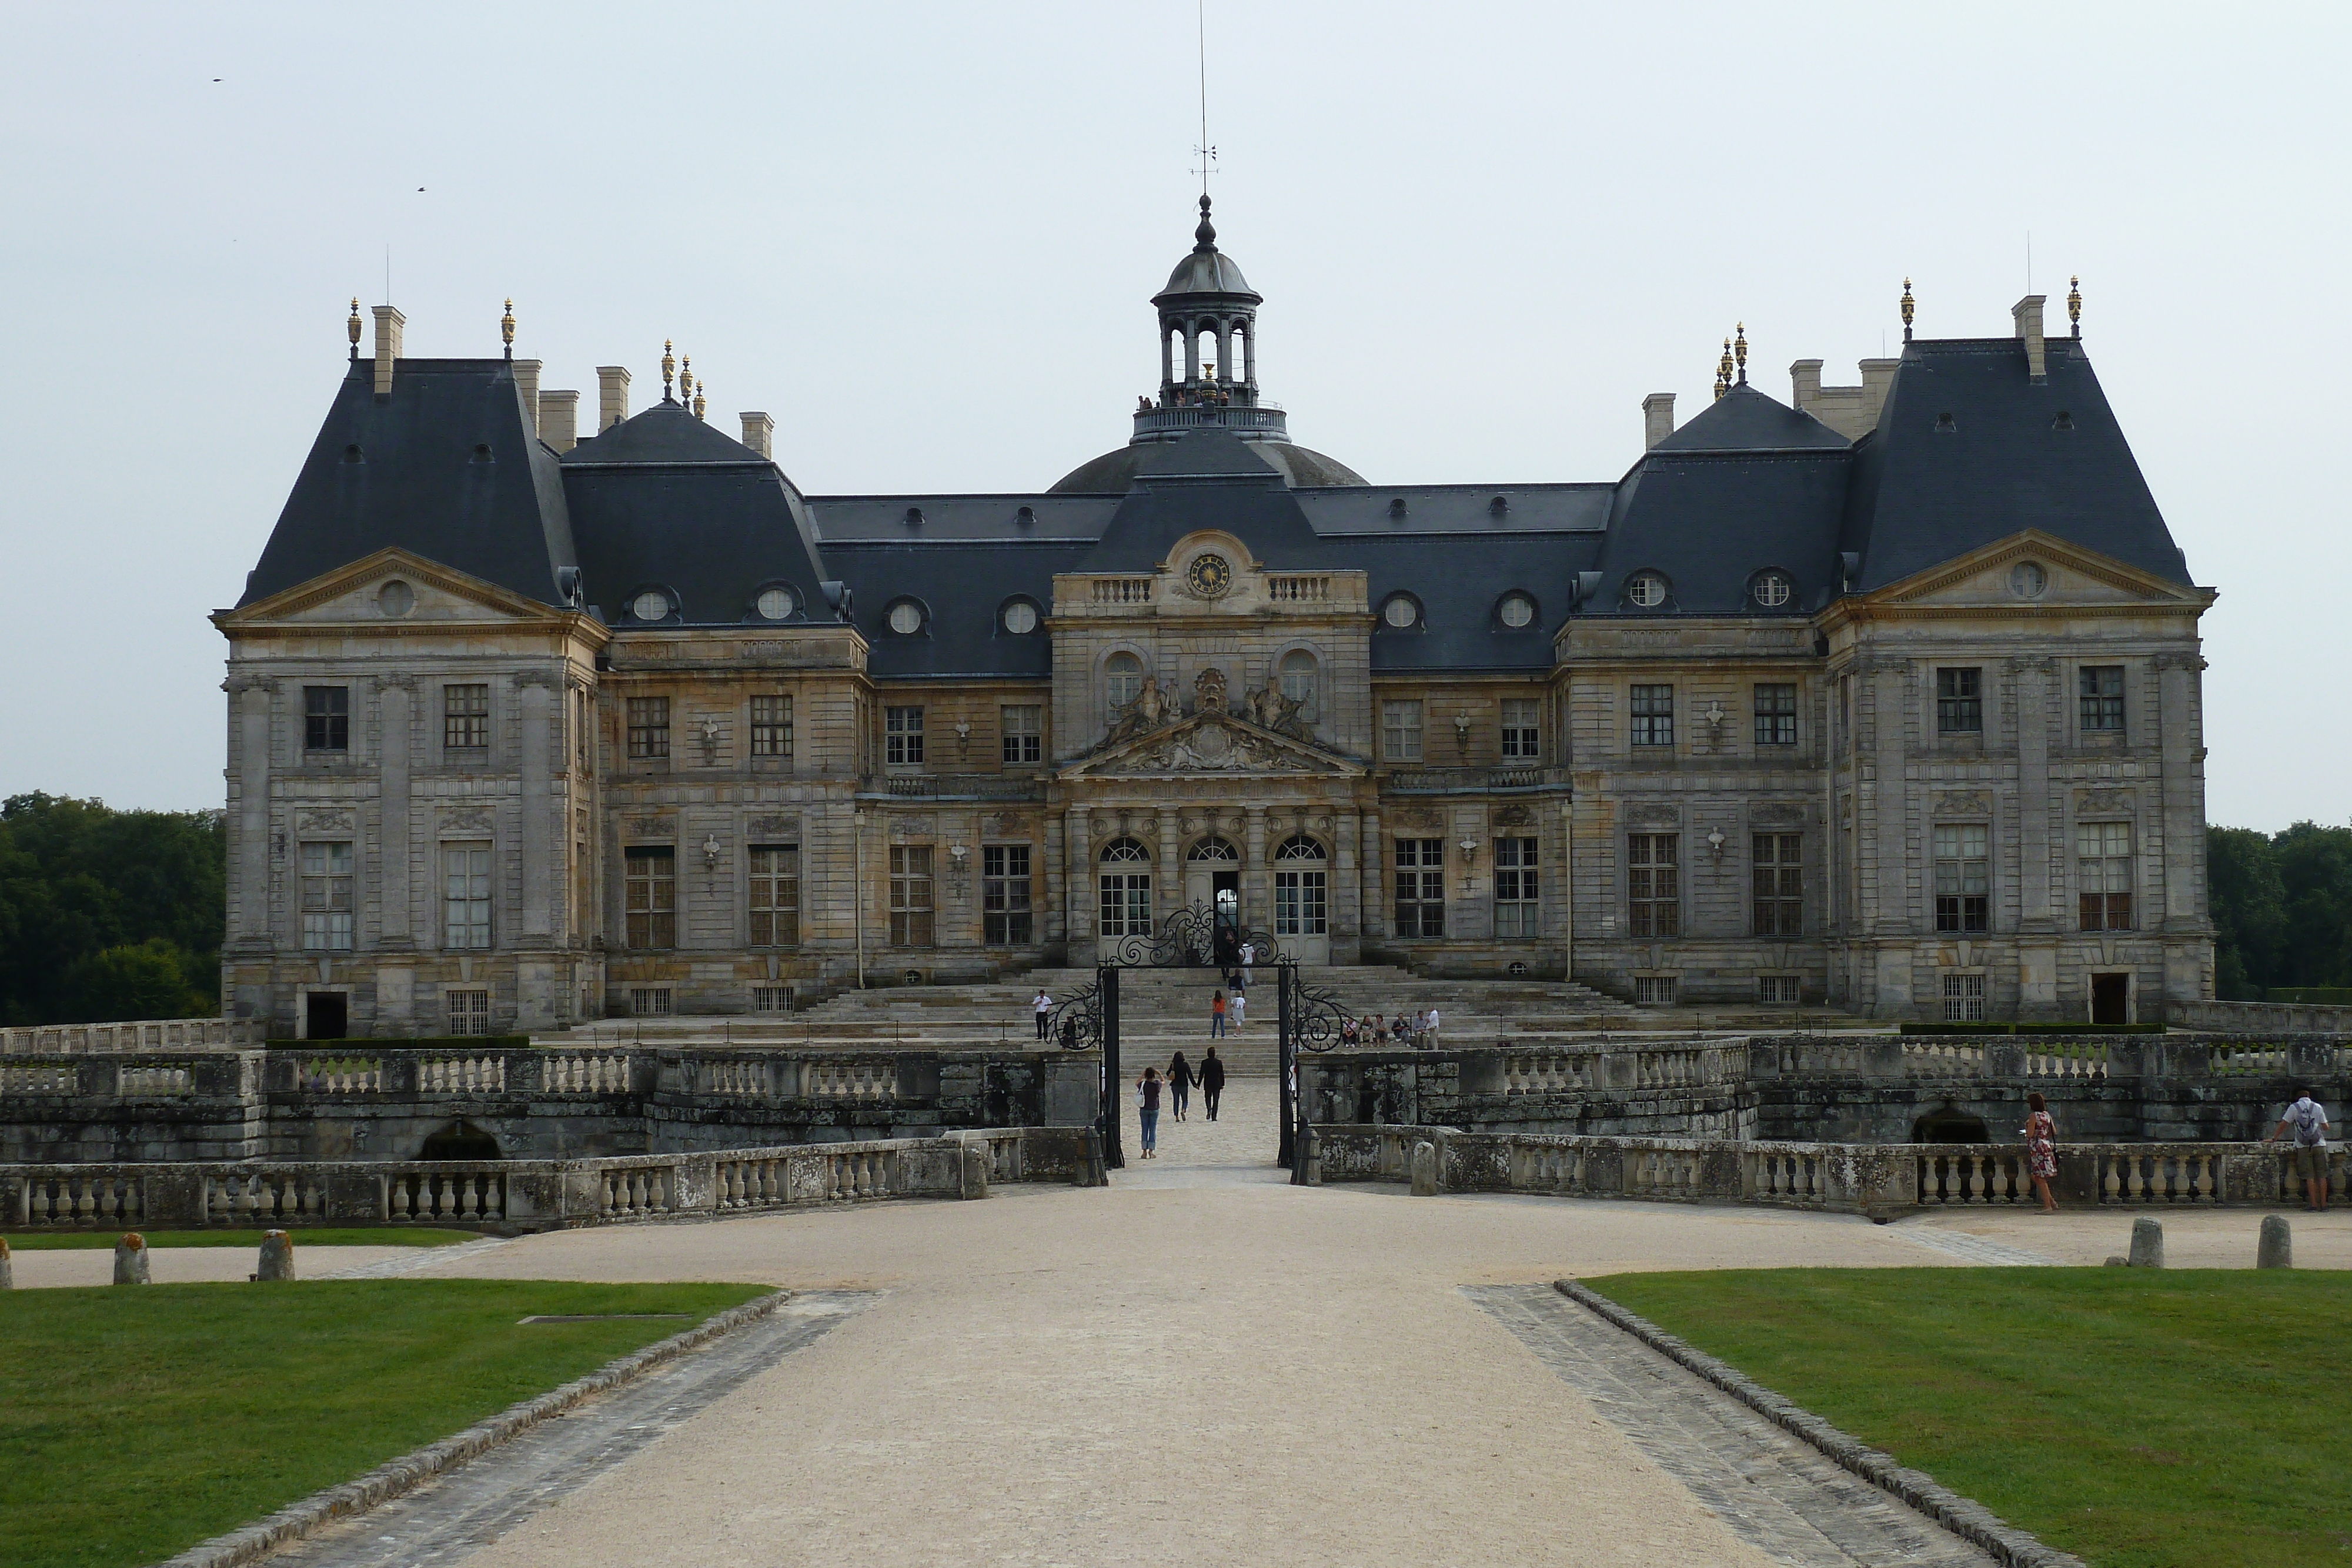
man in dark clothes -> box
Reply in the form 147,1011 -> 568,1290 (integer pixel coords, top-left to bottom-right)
1200,1045 -> 1227,1121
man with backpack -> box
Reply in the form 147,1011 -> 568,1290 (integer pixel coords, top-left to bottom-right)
2269,1091 -> 2333,1212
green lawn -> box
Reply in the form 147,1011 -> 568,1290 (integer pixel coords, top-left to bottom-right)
0,1279 -> 771,1568
1586,1268 -> 2352,1568
5,1227 -> 479,1251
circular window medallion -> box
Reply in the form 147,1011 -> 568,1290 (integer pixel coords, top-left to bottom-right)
1627,572 -> 1668,608
1498,592 -> 1535,628
886,600 -> 924,635
631,590 -> 669,621
1752,571 -> 1793,608
2009,561 -> 2048,599
1185,552 -> 1233,598
376,579 -> 415,618
1382,594 -> 1420,629
1001,600 -> 1039,634
756,586 -> 796,620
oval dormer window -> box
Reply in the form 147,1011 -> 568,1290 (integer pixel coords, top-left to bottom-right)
376,580 -> 415,618
2009,561 -> 2048,599
756,586 -> 796,620
1751,571 -> 1793,609
1381,594 -> 1421,629
886,600 -> 925,635
1497,592 -> 1536,628
1626,571 -> 1669,608
632,590 -> 670,621
1001,600 -> 1039,635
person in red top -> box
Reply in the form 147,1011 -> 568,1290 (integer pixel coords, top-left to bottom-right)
1210,990 -> 1228,1038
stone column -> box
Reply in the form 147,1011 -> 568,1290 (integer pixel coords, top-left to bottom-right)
1334,810 -> 1360,960
379,678 -> 413,947
1043,811 -> 1065,947
1359,809 -> 1383,940
1556,795 -> 1575,977
2157,653 -> 2205,930
519,675 -> 554,940
230,677 -> 273,943
2013,658 -> 2059,1018
1245,804 -> 1268,932
1065,809 -> 1093,946
1157,808 -> 1180,917
1869,660 -> 1915,1014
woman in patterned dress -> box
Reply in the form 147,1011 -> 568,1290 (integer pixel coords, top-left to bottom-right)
2023,1091 -> 2059,1212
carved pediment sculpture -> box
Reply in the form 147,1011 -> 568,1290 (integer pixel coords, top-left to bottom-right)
1194,666 -> 1229,716
1242,671 -> 1314,741
1103,676 -> 1176,747
1064,713 -> 1362,780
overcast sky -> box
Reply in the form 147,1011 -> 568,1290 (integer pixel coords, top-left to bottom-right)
2,3 -> 2342,829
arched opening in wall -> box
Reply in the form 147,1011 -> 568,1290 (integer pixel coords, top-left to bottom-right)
1098,837 -> 1154,940
1104,651 -> 1144,720
1278,649 -> 1319,724
1235,323 -> 1253,385
420,1119 -> 503,1161
1912,1107 -> 1990,1144
1196,328 -> 1221,385
1272,833 -> 1330,961
1185,836 -> 1242,928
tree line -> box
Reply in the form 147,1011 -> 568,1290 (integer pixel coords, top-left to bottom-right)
0,792 -> 2343,1022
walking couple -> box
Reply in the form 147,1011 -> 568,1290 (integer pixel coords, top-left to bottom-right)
1138,1047 -> 1225,1156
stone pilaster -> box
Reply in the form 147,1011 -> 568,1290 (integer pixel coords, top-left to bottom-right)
378,677 -> 413,948
518,673 -> 556,940
2157,653 -> 2206,932
229,676 -> 274,945
1065,809 -> 1093,947
1359,809 -> 1383,940
1245,805 -> 1268,931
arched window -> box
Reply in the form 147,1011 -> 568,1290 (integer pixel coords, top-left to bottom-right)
1278,649 -> 1318,721
1273,835 -> 1328,937
1098,837 -> 1152,938
1275,834 -> 1326,861
1196,327 -> 1220,382
1100,838 -> 1151,864
1187,837 -> 1240,863
1105,651 -> 1143,717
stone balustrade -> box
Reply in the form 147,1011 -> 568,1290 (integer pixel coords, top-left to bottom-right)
0,1018 -> 266,1056
1315,1125 -> 2348,1216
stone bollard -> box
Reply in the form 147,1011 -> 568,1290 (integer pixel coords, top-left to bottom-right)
256,1230 -> 296,1282
2257,1215 -> 2293,1270
2127,1215 -> 2165,1269
113,1232 -> 152,1285
0,1235 -> 12,1290
1410,1140 -> 1439,1197
1302,1129 -> 1322,1187
2103,1255 -> 2128,1267
959,1145 -> 991,1201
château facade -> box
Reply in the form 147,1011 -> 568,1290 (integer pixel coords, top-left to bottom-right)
216,199 -> 2214,1037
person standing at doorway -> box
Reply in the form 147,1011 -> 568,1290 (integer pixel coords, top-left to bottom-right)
2270,1090 -> 2333,1211
1168,1051 -> 1195,1121
1210,991 -> 1228,1038
1137,1067 -> 1162,1159
2022,1091 -> 2060,1212
1200,1046 -> 1225,1121
1033,989 -> 1052,1041
1240,940 -> 1255,989
1230,989 -> 1247,1034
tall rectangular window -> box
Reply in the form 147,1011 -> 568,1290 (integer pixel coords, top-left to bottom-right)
1499,699 -> 1542,760
1753,683 -> 1797,746
1274,867 -> 1329,937
749,844 -> 800,946
1494,836 -> 1539,938
1098,864 -> 1152,938
1933,823 -> 1990,932
623,847 -> 676,948
1936,667 -> 1983,734
2077,822 -> 2133,931
886,706 -> 925,765
1001,705 -> 1042,765
1628,833 -> 1679,936
1942,972 -> 1986,1022
304,686 -> 349,752
750,695 -> 794,759
442,842 -> 491,950
983,845 -> 1033,944
1751,833 -> 1803,936
299,841 -> 353,950
626,696 -> 670,759
1629,685 -> 1674,747
446,989 -> 490,1035
1394,838 -> 1445,937
2079,666 -> 2125,733
1381,700 -> 1424,763
889,846 -> 934,945
443,684 -> 489,752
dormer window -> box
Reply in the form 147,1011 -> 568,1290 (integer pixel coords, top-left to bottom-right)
1381,594 -> 1422,630
631,590 -> 671,621
1496,592 -> 1536,628
756,586 -> 797,620
885,599 -> 926,636
1750,570 -> 1793,609
1626,571 -> 1669,609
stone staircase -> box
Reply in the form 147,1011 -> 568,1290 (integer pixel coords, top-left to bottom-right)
553,964 -> 1870,1074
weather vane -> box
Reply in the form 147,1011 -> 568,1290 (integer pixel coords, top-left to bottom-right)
1192,1 -> 1218,197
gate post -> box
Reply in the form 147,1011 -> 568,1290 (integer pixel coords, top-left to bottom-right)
1100,964 -> 1122,1170
1278,962 -> 1297,1171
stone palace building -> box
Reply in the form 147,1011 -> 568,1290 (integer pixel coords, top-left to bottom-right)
216,198 -> 2214,1037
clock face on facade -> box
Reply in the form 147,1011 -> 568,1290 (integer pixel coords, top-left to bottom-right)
1185,552 -> 1233,598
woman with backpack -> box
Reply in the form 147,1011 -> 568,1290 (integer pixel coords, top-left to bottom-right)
1167,1051 -> 1195,1122
2022,1091 -> 2060,1212
1137,1067 -> 1162,1159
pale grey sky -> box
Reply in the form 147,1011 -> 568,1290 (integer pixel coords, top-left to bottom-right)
2,3 -> 2342,828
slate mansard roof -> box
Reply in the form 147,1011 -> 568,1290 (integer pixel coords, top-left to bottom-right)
240,332 -> 2197,670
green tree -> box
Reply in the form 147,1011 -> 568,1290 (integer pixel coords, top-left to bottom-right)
2206,820 -> 2352,998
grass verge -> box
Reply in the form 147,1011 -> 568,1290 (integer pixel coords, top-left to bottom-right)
5,1227 -> 479,1251
1585,1268 -> 2352,1568
0,1278 -> 770,1568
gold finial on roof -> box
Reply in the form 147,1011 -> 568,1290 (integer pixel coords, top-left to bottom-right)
500,297 -> 515,355
1900,278 -> 1915,342
2067,275 -> 2082,338
679,356 -> 692,407
662,339 -> 676,400
1734,322 -> 1748,384
347,297 -> 362,359
1715,337 -> 1734,399
693,380 -> 706,420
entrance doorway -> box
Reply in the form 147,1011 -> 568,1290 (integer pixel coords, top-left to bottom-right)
305,992 -> 348,1040
1271,833 -> 1330,964
2090,972 -> 2130,1026
1185,838 -> 1242,940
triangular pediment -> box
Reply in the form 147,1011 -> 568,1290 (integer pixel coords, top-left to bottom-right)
1871,530 -> 2210,610
212,547 -> 594,633
1061,713 -> 1365,779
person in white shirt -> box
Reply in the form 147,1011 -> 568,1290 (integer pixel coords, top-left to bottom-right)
1033,990 -> 1052,1041
1239,941 -> 1254,989
1230,990 -> 1246,1033
2269,1091 -> 2334,1212
1424,1005 -> 1441,1048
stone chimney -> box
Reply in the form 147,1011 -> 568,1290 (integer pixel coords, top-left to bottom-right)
371,306 -> 405,397
597,366 -> 631,432
2013,295 -> 2047,382
1859,359 -> 1899,427
539,390 -> 579,453
512,359 -> 542,437
1642,393 -> 1675,450
1789,360 -> 1823,412
740,412 -> 774,459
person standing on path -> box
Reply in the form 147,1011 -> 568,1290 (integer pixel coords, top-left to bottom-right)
1230,989 -> 1247,1034
1210,991 -> 1228,1038
1137,1067 -> 1162,1159
1033,989 -> 1052,1042
1167,1051 -> 1195,1122
1424,1004 -> 1441,1049
2269,1089 -> 2333,1211
2021,1091 -> 2060,1212
1200,1046 -> 1225,1121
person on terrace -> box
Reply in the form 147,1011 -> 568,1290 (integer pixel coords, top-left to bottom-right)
2269,1089 -> 2333,1212
2022,1091 -> 2060,1212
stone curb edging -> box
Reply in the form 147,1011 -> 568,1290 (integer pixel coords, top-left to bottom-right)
153,1289 -> 794,1568
1552,1279 -> 2086,1568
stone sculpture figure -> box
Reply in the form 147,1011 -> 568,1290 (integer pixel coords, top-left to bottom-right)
1194,666 -> 1229,716
1105,676 -> 1174,745
1246,672 -> 1311,740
